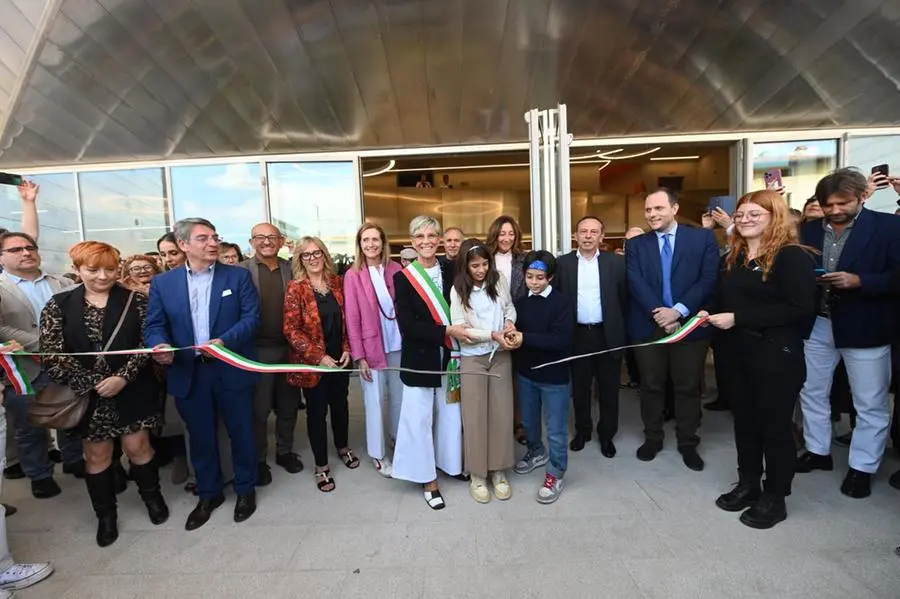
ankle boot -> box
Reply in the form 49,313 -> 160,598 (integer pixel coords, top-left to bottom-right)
130,459 -> 169,525
715,480 -> 761,512
739,493 -> 787,530
84,467 -> 119,547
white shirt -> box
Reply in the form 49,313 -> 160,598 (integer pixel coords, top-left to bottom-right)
6,272 -> 54,319
369,265 -> 402,354
528,285 -> 553,298
460,285 -> 504,357
576,250 -> 603,324
495,252 -> 513,288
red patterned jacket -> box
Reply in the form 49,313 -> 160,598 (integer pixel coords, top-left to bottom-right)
283,274 -> 350,388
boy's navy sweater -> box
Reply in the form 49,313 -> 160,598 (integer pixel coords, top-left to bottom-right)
514,287 -> 574,385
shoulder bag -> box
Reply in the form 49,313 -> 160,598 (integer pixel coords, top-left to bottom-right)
29,292 -> 135,429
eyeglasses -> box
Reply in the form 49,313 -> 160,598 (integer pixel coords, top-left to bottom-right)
300,250 -> 325,261
0,245 -> 38,254
128,265 -> 155,274
251,234 -> 281,243
733,211 -> 769,222
192,234 -> 221,244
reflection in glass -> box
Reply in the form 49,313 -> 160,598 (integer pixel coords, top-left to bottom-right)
845,135 -> 900,214
0,173 -> 81,274
171,163 -> 265,256
79,169 -> 170,257
268,162 -> 359,259
752,140 -> 837,209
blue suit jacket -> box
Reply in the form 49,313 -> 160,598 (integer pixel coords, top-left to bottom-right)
625,224 -> 719,343
800,209 -> 900,348
144,263 -> 261,398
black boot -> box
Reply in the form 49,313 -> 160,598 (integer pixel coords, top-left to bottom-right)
739,493 -> 787,530
112,460 -> 129,494
715,480 -> 761,512
84,467 -> 119,547
130,459 -> 170,525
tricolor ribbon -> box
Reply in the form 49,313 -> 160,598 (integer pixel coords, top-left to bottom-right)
0,342 -> 498,388
0,346 -> 34,395
531,314 -> 708,370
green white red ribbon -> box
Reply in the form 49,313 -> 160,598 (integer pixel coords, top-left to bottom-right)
531,314 -> 709,370
0,342 -> 497,396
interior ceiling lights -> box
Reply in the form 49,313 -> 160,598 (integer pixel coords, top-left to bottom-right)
649,155 -> 701,161
595,146 -> 662,160
362,159 -> 396,177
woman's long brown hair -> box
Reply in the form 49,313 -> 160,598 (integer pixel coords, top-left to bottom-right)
453,238 -> 499,310
725,190 -> 814,280
485,215 -> 525,257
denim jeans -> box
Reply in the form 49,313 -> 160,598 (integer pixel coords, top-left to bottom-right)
2,372 -> 83,481
518,375 -> 569,478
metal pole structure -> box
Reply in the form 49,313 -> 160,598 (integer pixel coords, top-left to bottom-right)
556,103 -> 573,254
541,110 -> 554,254
525,109 -> 543,250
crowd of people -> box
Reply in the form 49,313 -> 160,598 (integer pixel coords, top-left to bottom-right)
0,166 -> 899,595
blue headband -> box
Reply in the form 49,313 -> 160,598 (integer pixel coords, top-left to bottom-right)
527,260 -> 549,272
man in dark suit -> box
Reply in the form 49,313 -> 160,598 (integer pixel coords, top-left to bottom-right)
553,216 -> 628,458
146,218 -> 261,530
796,168 -> 900,498
626,189 -> 719,471
240,223 -> 304,484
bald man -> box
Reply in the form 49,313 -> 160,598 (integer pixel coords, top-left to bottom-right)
615,227 -> 644,256
240,224 -> 305,482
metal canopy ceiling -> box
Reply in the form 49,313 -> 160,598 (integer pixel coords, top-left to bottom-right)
0,0 -> 898,168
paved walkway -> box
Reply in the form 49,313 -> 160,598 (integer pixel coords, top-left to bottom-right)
6,382 -> 900,599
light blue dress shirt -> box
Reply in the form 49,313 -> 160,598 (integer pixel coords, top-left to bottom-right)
654,224 -> 690,318
7,272 -> 54,320
186,263 -> 214,347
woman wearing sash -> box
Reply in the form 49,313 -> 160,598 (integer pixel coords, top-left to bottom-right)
344,223 -> 403,477
392,216 -> 469,509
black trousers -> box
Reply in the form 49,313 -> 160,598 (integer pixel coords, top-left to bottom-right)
624,349 -> 641,385
711,337 -> 729,407
303,373 -> 351,468
718,334 -> 806,496
635,335 -> 709,447
570,325 -> 622,440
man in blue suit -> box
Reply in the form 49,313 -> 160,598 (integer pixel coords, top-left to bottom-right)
626,189 -> 719,471
145,218 -> 261,530
796,168 -> 900,499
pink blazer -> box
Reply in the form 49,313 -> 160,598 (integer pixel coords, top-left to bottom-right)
343,261 -> 402,369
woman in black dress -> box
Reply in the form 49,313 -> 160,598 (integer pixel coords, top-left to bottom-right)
40,241 -> 167,547
699,190 -> 817,530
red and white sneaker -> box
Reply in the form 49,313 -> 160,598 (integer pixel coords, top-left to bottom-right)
372,458 -> 393,478
536,473 -> 564,504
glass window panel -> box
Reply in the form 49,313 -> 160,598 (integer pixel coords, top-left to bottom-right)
171,163 -> 265,256
268,162 -> 360,259
845,135 -> 900,214
752,140 -> 838,209
79,169 -> 170,257
0,173 -> 80,274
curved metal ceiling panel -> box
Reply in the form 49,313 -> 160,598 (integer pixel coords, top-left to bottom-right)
0,0 -> 898,167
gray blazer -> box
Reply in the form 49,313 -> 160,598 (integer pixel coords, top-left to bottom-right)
0,271 -> 73,383
239,256 -> 293,291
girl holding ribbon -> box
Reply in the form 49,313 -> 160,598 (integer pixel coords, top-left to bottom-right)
450,239 -> 519,504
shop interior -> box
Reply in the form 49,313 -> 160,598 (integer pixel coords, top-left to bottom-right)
361,142 -> 736,255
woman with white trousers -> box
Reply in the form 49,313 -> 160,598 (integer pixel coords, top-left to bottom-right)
343,223 -> 404,476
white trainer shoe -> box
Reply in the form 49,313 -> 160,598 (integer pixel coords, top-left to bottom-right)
491,470 -> 512,500
0,562 -> 54,591
470,475 -> 491,503
372,457 -> 393,478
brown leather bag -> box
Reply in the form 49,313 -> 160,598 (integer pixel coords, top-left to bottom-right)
29,292 -> 134,429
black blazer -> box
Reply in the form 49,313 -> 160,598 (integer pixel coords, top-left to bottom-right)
393,259 -> 455,388
553,250 -> 628,350
800,209 -> 900,348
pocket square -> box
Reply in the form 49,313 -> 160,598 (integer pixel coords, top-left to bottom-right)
222,289 -> 233,297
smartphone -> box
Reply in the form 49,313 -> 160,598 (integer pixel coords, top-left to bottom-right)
707,195 -> 737,214
763,168 -> 783,190
0,172 -> 23,187
814,268 -> 827,276
871,164 -> 889,189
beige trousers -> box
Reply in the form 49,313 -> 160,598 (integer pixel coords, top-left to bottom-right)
460,352 -> 515,479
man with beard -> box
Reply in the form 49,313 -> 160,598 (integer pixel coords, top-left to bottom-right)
796,168 -> 900,499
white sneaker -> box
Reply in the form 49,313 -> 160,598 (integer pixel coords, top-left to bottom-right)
537,473 -> 564,504
0,562 -> 54,591
372,458 -> 392,478
469,475 -> 491,503
491,470 -> 512,500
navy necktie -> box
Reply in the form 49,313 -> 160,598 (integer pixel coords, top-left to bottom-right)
661,233 -> 673,307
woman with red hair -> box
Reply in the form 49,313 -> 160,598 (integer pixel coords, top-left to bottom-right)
700,190 -> 817,530
40,241 -> 167,547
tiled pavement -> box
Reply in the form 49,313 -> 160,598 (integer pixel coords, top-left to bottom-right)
5,380 -> 900,599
